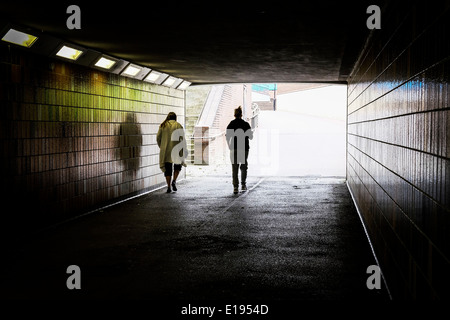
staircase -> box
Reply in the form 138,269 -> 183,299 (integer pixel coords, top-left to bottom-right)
185,84 -> 248,165
185,85 -> 213,164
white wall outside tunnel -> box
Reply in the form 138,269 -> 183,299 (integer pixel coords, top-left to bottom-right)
189,84 -> 347,177
249,85 -> 347,177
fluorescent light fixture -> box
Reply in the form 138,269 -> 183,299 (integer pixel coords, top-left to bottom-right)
94,57 -> 117,69
122,65 -> 141,76
110,59 -> 129,74
56,45 -> 83,60
1,29 -> 38,47
144,70 -> 162,82
162,76 -> 177,87
177,80 -> 192,90
145,71 -> 160,82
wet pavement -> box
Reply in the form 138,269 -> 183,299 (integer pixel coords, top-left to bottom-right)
1,173 -> 389,309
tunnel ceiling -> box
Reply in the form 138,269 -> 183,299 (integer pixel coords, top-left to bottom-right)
0,1 -> 375,85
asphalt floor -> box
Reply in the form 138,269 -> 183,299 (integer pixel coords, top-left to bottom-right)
1,172 -> 390,313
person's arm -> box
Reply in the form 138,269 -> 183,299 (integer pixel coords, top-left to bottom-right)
225,122 -> 233,148
180,125 -> 188,159
246,122 -> 253,140
156,126 -> 162,148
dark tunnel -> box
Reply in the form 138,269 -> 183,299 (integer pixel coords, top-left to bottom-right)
0,0 -> 449,309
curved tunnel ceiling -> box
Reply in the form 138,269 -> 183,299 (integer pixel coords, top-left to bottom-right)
0,1 -> 378,85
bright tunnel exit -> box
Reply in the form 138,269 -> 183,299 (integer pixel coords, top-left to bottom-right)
250,84 -> 347,177
185,83 -> 347,178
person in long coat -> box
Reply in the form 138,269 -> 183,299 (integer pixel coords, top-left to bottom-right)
157,112 -> 187,193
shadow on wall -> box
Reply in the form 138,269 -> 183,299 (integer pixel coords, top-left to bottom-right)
0,112 -> 144,249
117,113 -> 143,179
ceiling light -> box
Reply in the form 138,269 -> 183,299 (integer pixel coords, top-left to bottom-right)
109,59 -> 129,74
177,80 -> 192,90
122,65 -> 141,76
56,45 -> 83,60
94,57 -> 117,69
162,76 -> 177,87
1,29 -> 38,48
144,70 -> 162,82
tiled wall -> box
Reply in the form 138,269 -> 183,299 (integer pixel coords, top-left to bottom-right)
347,1 -> 450,299
0,46 -> 185,234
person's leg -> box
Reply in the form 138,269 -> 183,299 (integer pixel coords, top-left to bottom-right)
230,150 -> 239,194
173,170 -> 180,182
172,164 -> 182,191
164,162 -> 173,193
232,164 -> 239,194
240,163 -> 247,190
173,164 -> 181,182
240,150 -> 249,190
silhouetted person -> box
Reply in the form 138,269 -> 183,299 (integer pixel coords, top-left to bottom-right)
157,112 -> 187,193
226,106 -> 253,194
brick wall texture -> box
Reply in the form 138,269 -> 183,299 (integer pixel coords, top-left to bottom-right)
0,46 -> 185,235
347,1 -> 450,299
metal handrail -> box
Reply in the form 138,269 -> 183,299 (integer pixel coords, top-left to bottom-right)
190,104 -> 259,141
190,130 -> 226,140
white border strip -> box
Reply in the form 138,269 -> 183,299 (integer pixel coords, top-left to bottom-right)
346,181 -> 393,300
220,177 -> 265,214
37,181 -> 173,233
